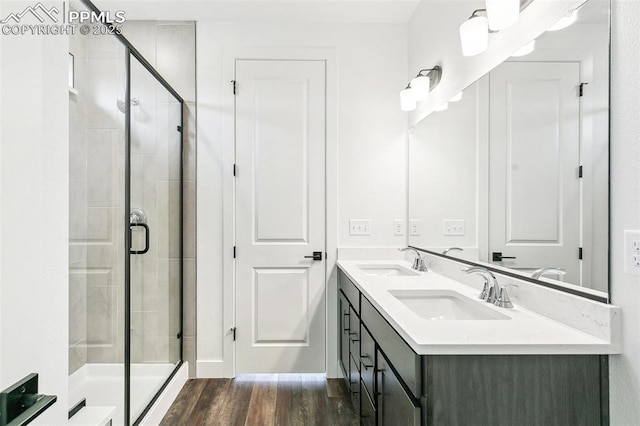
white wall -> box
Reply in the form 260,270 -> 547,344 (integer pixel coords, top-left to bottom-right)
0,19 -> 69,426
196,21 -> 408,376
609,1 -> 640,422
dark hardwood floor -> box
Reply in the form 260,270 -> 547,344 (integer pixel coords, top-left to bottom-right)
160,374 -> 359,426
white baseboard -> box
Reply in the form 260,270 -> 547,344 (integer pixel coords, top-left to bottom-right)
196,360 -> 226,378
139,362 -> 188,426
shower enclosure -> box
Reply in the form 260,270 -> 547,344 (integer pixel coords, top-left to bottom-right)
68,1 -> 183,424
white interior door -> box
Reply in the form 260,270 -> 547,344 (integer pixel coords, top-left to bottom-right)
235,60 -> 326,373
489,62 -> 581,282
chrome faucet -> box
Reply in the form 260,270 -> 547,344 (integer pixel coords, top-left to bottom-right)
462,266 -> 513,308
442,247 -> 463,256
399,247 -> 428,272
531,267 -> 567,280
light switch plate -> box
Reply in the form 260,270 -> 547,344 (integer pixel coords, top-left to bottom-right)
349,219 -> 371,236
443,220 -> 465,236
410,220 -> 420,236
393,220 -> 405,236
624,230 -> 640,275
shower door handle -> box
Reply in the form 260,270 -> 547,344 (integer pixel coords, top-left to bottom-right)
129,223 -> 150,254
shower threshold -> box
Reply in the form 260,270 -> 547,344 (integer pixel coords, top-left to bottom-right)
69,363 -> 177,425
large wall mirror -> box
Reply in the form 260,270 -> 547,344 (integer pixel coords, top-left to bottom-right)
408,0 -> 610,298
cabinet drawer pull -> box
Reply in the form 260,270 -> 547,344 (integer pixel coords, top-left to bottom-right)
361,356 -> 373,370
350,337 -> 360,343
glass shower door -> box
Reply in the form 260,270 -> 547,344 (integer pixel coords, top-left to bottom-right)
128,54 -> 183,424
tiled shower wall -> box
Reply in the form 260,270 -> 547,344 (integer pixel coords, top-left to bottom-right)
69,22 -> 197,377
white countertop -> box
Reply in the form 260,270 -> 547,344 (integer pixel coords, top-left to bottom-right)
337,260 -> 620,355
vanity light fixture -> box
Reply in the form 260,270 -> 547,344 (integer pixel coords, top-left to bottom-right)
547,9 -> 577,31
400,84 -> 417,112
460,9 -> 489,57
511,39 -> 536,57
485,0 -> 520,31
400,66 -> 442,112
411,69 -> 433,101
450,91 -> 463,102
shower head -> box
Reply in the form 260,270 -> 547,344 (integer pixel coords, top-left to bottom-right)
116,97 -> 140,113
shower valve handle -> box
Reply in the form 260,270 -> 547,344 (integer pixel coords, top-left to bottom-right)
129,223 -> 150,255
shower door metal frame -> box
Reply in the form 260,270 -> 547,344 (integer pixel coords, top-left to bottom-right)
79,1 -> 185,425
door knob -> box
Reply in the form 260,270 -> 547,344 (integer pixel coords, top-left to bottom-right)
304,251 -> 323,261
492,252 -> 516,262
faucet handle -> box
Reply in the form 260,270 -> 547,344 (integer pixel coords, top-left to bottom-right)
494,286 -> 514,309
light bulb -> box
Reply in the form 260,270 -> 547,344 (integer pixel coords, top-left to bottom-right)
485,0 -> 520,31
434,102 -> 449,112
547,10 -> 577,32
450,92 -> 463,102
400,88 -> 417,112
459,15 -> 489,57
411,74 -> 431,102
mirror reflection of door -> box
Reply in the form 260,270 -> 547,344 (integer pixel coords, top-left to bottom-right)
489,62 -> 581,283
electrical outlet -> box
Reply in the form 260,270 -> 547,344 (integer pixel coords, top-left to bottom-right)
393,220 -> 405,236
443,220 -> 465,236
349,219 -> 371,236
410,220 -> 420,236
624,230 -> 640,275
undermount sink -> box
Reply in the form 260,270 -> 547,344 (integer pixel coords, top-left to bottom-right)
357,264 -> 419,277
389,289 -> 510,320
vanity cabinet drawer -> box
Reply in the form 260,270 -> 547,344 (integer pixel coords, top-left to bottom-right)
338,292 -> 351,379
360,325 -> 376,401
349,354 -> 361,419
377,350 -> 421,426
360,382 -> 376,426
338,270 -> 360,314
362,296 -> 421,398
349,306 -> 361,357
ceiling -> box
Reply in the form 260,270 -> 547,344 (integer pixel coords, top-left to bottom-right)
92,0 -> 422,24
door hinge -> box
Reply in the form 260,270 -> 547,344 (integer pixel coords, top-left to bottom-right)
233,246 -> 236,259
579,165 -> 583,178
233,163 -> 236,177
579,82 -> 588,97
176,125 -> 182,132
176,331 -> 182,339
231,80 -> 237,95
231,327 -> 237,341
579,247 -> 583,260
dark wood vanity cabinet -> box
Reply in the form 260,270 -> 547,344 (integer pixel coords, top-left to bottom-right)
337,269 -> 608,426
377,350 -> 421,426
